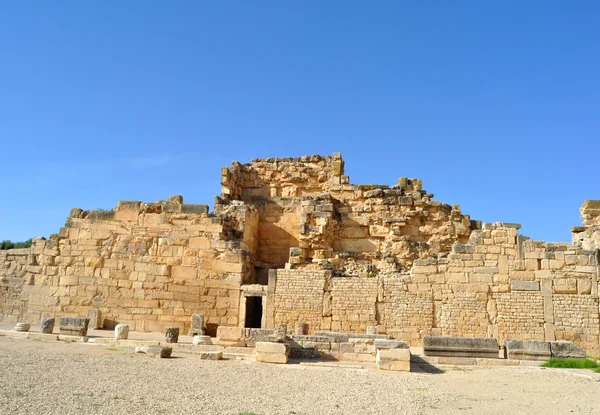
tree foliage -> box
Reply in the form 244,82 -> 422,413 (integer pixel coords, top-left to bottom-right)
0,239 -> 33,250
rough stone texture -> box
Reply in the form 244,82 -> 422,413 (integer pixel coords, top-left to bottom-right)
192,335 -> 212,345
114,324 -> 129,340
255,341 -> 289,364
0,155 -> 599,355
374,339 -> 409,350
216,326 -> 245,346
424,336 -> 499,358
244,328 -> 274,347
376,348 -> 411,372
87,309 -> 103,329
164,326 -> 179,344
199,351 -> 222,360
59,317 -> 89,336
550,341 -> 586,359
135,346 -> 172,358
504,339 -> 551,361
189,313 -> 204,336
14,323 -> 30,332
40,317 -> 55,334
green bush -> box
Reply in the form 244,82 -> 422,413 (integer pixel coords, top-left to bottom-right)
541,359 -> 599,369
0,239 -> 32,250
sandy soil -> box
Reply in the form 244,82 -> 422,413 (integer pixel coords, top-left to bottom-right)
0,336 -> 598,415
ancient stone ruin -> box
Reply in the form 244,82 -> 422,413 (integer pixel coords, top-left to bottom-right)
1,153 -> 599,356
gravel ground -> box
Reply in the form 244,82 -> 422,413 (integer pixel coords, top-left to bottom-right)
0,336 -> 599,415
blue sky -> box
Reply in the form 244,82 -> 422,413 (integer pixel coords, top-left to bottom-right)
1,1 -> 598,243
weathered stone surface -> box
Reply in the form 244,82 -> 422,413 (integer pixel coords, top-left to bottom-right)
135,346 -> 172,358
189,313 -> 204,336
244,328 -> 274,347
216,326 -> 245,346
313,332 -> 389,343
374,339 -> 409,350
256,342 -> 288,354
511,280 -> 540,291
366,326 -> 378,335
504,339 -> 551,361
550,341 -> 586,359
59,317 -> 90,336
164,326 -> 179,343
14,323 -> 30,332
255,341 -> 290,364
424,336 -> 499,358
1,154 -> 600,357
40,317 -> 55,334
115,324 -> 129,340
87,309 -> 103,329
192,335 -> 212,345
199,351 -> 222,360
376,348 -> 411,372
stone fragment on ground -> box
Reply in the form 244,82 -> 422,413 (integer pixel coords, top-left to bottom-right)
135,346 -> 173,358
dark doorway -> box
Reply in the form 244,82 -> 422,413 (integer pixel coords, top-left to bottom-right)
245,296 -> 263,328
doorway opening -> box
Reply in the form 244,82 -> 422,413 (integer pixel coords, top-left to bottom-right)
244,296 -> 263,328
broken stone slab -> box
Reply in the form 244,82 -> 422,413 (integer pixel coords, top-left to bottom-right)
424,336 -> 499,358
59,317 -> 90,336
504,339 -> 551,361
115,324 -> 129,340
192,335 -> 212,345
374,339 -> 409,350
164,326 -> 179,343
313,331 -> 390,343
135,346 -> 173,358
40,317 -> 55,334
14,323 -> 30,332
199,351 -> 222,360
550,341 -> 586,359
376,348 -> 411,372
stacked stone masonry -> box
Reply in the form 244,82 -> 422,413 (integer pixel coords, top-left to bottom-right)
0,153 -> 598,355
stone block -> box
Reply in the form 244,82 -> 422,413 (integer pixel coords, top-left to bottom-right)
376,348 -> 411,372
14,323 -> 30,332
550,341 -> 586,359
255,352 -> 289,364
199,351 -> 222,360
115,324 -> 129,340
189,313 -> 204,336
40,317 -> 55,334
511,280 -> 540,291
423,336 -> 499,358
366,326 -> 378,335
59,317 -> 90,336
135,346 -> 172,358
192,335 -> 212,345
164,326 -> 180,343
216,326 -> 245,346
503,339 -> 551,361
374,339 -> 409,350
255,342 -> 288,354
244,328 -> 274,347
87,309 -> 103,329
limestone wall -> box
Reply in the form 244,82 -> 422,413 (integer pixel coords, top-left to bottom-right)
0,197 -> 250,335
1,153 -> 598,355
272,222 -> 600,354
